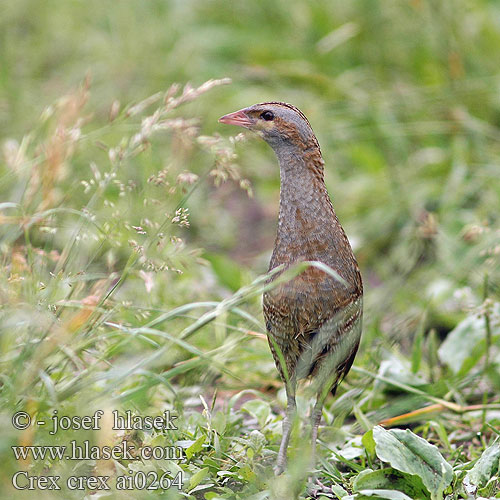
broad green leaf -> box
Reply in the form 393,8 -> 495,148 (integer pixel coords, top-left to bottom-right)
373,426 -> 452,497
339,435 -> 365,460
438,304 -> 500,374
204,493 -> 225,500
238,464 -> 256,482
464,438 -> 500,494
188,467 -> 210,490
357,490 -> 413,500
478,475 -> 500,497
353,468 -> 428,498
248,429 -> 266,453
186,434 -> 206,460
331,482 -> 348,499
362,429 -> 376,459
241,399 -> 271,428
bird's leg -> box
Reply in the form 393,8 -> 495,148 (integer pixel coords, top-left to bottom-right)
274,380 -> 296,475
309,398 -> 323,471
305,397 -> 332,497
308,376 -> 340,494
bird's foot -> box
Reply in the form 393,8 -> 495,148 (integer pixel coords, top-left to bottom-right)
306,476 -> 333,499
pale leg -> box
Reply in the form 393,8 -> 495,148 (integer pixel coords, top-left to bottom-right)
309,399 -> 323,471
274,382 -> 296,475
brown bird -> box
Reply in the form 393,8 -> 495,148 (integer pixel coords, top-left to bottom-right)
219,102 -> 363,475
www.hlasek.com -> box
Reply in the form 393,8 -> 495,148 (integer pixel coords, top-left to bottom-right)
11,410 -> 185,492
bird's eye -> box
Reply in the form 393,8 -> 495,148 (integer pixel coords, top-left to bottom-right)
260,111 -> 274,121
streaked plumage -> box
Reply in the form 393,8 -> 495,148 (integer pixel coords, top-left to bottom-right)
219,102 -> 363,475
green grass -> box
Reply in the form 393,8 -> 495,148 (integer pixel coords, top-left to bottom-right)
1,0 -> 500,498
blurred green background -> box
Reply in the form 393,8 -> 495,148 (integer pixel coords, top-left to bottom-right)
1,0 -> 499,498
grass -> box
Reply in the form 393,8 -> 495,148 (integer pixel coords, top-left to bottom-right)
1,0 -> 500,498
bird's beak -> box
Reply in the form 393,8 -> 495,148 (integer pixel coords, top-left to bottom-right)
218,108 -> 253,128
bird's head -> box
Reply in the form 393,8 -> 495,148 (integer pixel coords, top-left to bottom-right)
219,102 -> 320,152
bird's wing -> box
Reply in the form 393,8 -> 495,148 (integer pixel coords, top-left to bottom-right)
295,295 -> 363,392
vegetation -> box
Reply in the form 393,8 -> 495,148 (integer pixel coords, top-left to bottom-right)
1,1 -> 499,498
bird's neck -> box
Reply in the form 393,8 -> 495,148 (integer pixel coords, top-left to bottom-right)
275,144 -> 334,240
